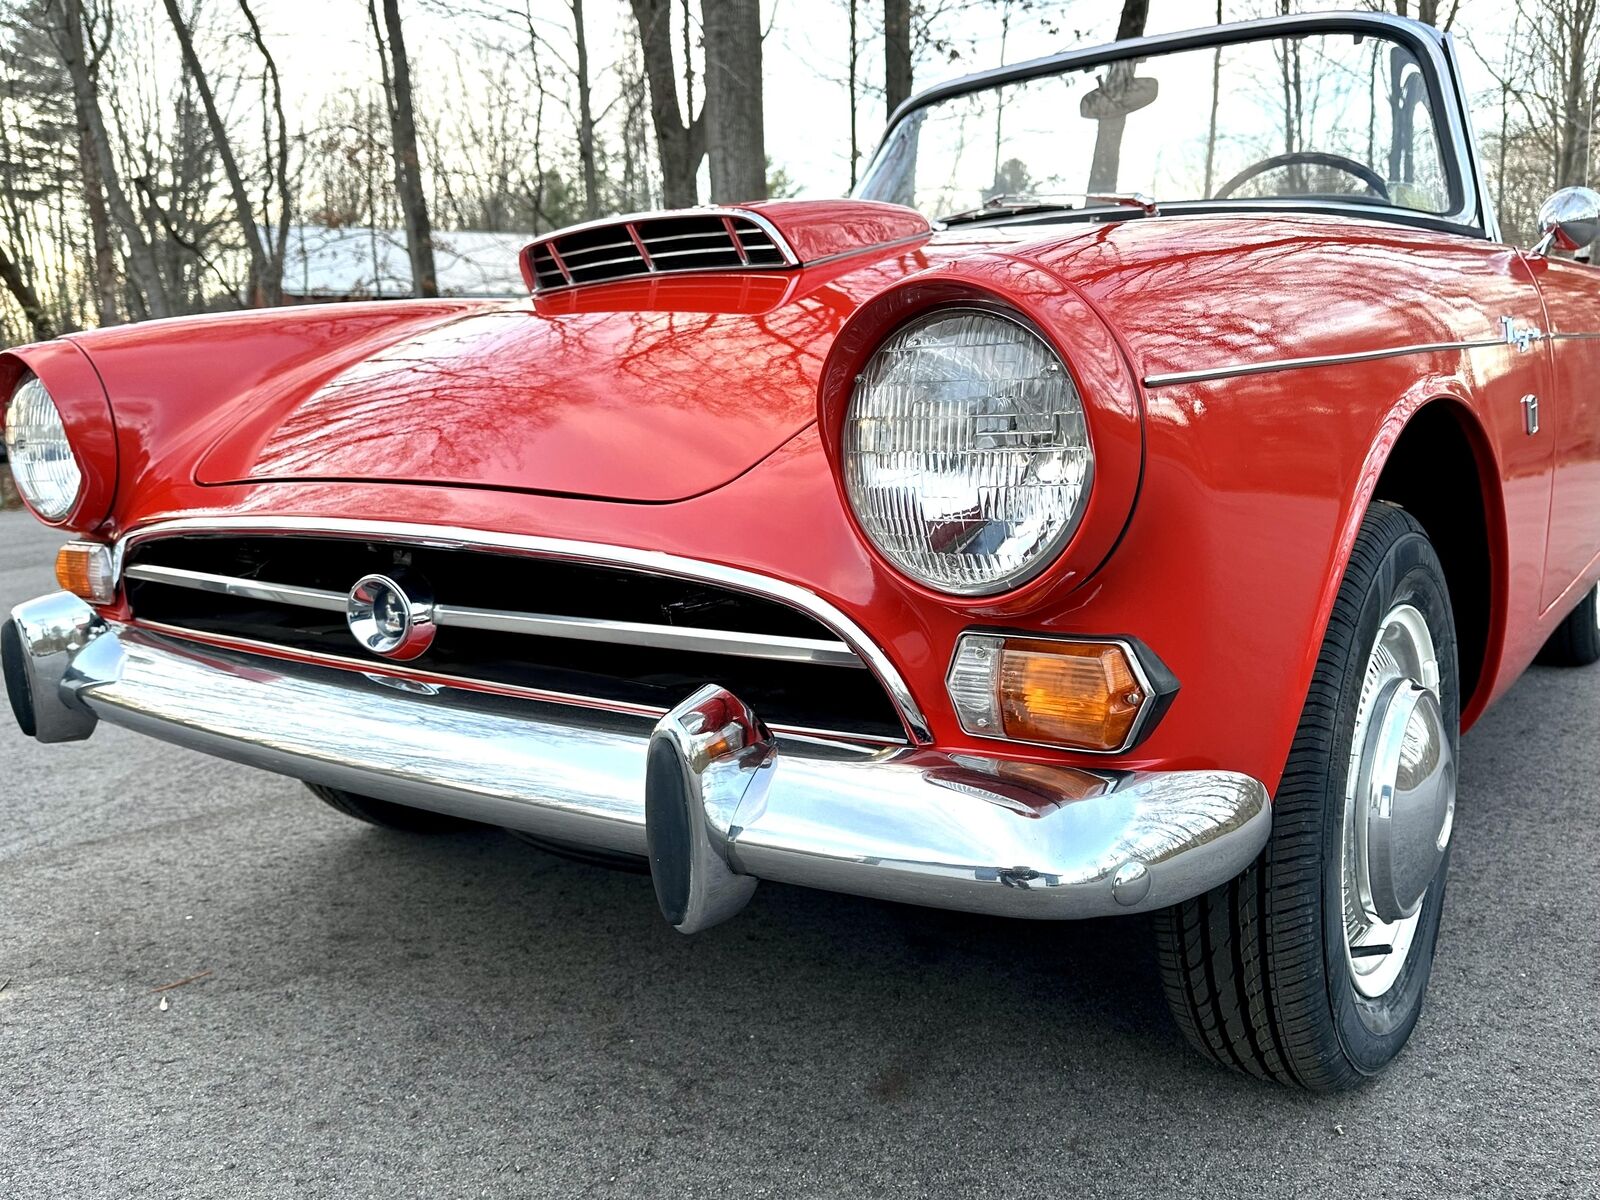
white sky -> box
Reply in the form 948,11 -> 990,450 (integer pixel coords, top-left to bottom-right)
241,0 -> 1519,205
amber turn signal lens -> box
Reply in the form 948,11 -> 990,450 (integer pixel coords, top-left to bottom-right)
998,639 -> 1146,750
54,541 -> 116,605
947,634 -> 1150,752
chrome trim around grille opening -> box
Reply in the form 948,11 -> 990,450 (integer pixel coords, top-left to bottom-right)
113,516 -> 934,743
122,562 -> 866,669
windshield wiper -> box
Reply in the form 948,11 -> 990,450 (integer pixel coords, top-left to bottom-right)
937,191 -> 1159,226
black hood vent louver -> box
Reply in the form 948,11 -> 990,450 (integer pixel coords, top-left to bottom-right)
523,209 -> 796,292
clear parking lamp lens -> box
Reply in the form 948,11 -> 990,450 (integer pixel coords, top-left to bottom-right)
843,309 -> 1092,596
4,375 -> 83,521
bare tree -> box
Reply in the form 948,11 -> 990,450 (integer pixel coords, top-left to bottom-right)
1472,0 -> 1597,243
0,240 -> 55,339
160,0 -> 288,304
1377,0 -> 1466,29
631,0 -> 704,207
702,0 -> 764,202
1514,0 -> 1597,189
372,0 -> 437,296
569,0 -> 601,218
50,0 -> 170,317
237,0 -> 292,304
884,0 -> 910,117
847,0 -> 860,187
0,0 -> 82,337
1086,0 -> 1149,193
1203,0 -> 1222,197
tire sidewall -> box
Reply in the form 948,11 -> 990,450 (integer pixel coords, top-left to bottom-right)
1319,522 -> 1459,1074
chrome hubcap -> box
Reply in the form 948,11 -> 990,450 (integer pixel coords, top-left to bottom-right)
1341,604 -> 1453,998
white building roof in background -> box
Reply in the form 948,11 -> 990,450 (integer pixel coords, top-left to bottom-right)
279,225 -> 530,299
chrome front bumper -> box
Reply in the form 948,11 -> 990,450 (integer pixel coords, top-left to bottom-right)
4,592 -> 1271,929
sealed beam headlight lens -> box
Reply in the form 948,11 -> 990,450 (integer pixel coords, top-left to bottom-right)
4,375 -> 82,521
843,309 -> 1092,596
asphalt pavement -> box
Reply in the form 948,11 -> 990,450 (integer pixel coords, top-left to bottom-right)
0,508 -> 1595,1198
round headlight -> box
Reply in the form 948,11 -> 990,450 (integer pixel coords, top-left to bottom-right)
4,374 -> 83,521
842,309 -> 1093,595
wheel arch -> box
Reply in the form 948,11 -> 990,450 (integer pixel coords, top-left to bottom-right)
1329,396 -> 1507,730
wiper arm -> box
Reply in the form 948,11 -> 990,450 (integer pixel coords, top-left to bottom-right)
937,191 -> 1159,226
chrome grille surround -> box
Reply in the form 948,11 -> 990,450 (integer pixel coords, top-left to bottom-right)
522,208 -> 798,292
112,518 -> 930,746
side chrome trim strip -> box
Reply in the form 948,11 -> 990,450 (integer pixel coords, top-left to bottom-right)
123,563 -> 866,668
1143,336 -> 1506,389
114,517 -> 933,743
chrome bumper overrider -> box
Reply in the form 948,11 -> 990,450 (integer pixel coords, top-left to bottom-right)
4,593 -> 1271,929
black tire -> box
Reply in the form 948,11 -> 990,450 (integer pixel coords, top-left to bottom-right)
305,782 -> 477,832
1536,585 -> 1600,666
1153,503 -> 1458,1090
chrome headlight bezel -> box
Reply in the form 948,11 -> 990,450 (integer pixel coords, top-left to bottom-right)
4,374 -> 84,522
840,306 -> 1095,597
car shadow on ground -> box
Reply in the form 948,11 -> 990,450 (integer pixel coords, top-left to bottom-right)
286,810 -> 1194,1090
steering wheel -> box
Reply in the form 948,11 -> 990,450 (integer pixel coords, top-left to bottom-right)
1214,152 -> 1390,202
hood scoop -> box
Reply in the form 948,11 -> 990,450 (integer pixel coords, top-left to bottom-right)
520,200 -> 929,293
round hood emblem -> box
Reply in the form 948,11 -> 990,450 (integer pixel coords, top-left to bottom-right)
347,572 -> 435,660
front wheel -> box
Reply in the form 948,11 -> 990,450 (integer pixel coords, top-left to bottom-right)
1154,503 -> 1458,1090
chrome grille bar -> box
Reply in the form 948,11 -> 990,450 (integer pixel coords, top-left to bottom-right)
123,563 -> 866,669
124,564 -> 348,613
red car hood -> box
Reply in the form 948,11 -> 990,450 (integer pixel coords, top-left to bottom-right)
195,297 -> 846,502
196,199 -> 933,502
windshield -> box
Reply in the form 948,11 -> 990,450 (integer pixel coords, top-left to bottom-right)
857,30 -> 1455,222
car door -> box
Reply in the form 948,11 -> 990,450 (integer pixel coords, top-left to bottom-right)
1531,254 -> 1600,611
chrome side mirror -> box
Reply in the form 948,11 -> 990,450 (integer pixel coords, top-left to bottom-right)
1532,186 -> 1600,257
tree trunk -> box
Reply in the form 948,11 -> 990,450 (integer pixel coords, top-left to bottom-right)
702,0 -> 765,203
239,0 -> 291,305
0,242 -> 57,341
572,0 -> 601,218
53,0 -> 169,318
631,0 -> 704,208
848,0 -> 859,187
75,116 -> 118,325
1203,0 -> 1222,197
379,0 -> 437,297
1086,0 -> 1150,193
161,0 -> 270,304
884,0 -> 910,118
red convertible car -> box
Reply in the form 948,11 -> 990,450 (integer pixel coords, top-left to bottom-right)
4,12 -> 1599,1089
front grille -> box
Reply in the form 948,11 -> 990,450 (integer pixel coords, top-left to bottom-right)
122,535 -> 906,742
524,212 -> 792,291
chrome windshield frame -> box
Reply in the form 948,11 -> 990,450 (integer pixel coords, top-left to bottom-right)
857,12 -> 1489,239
